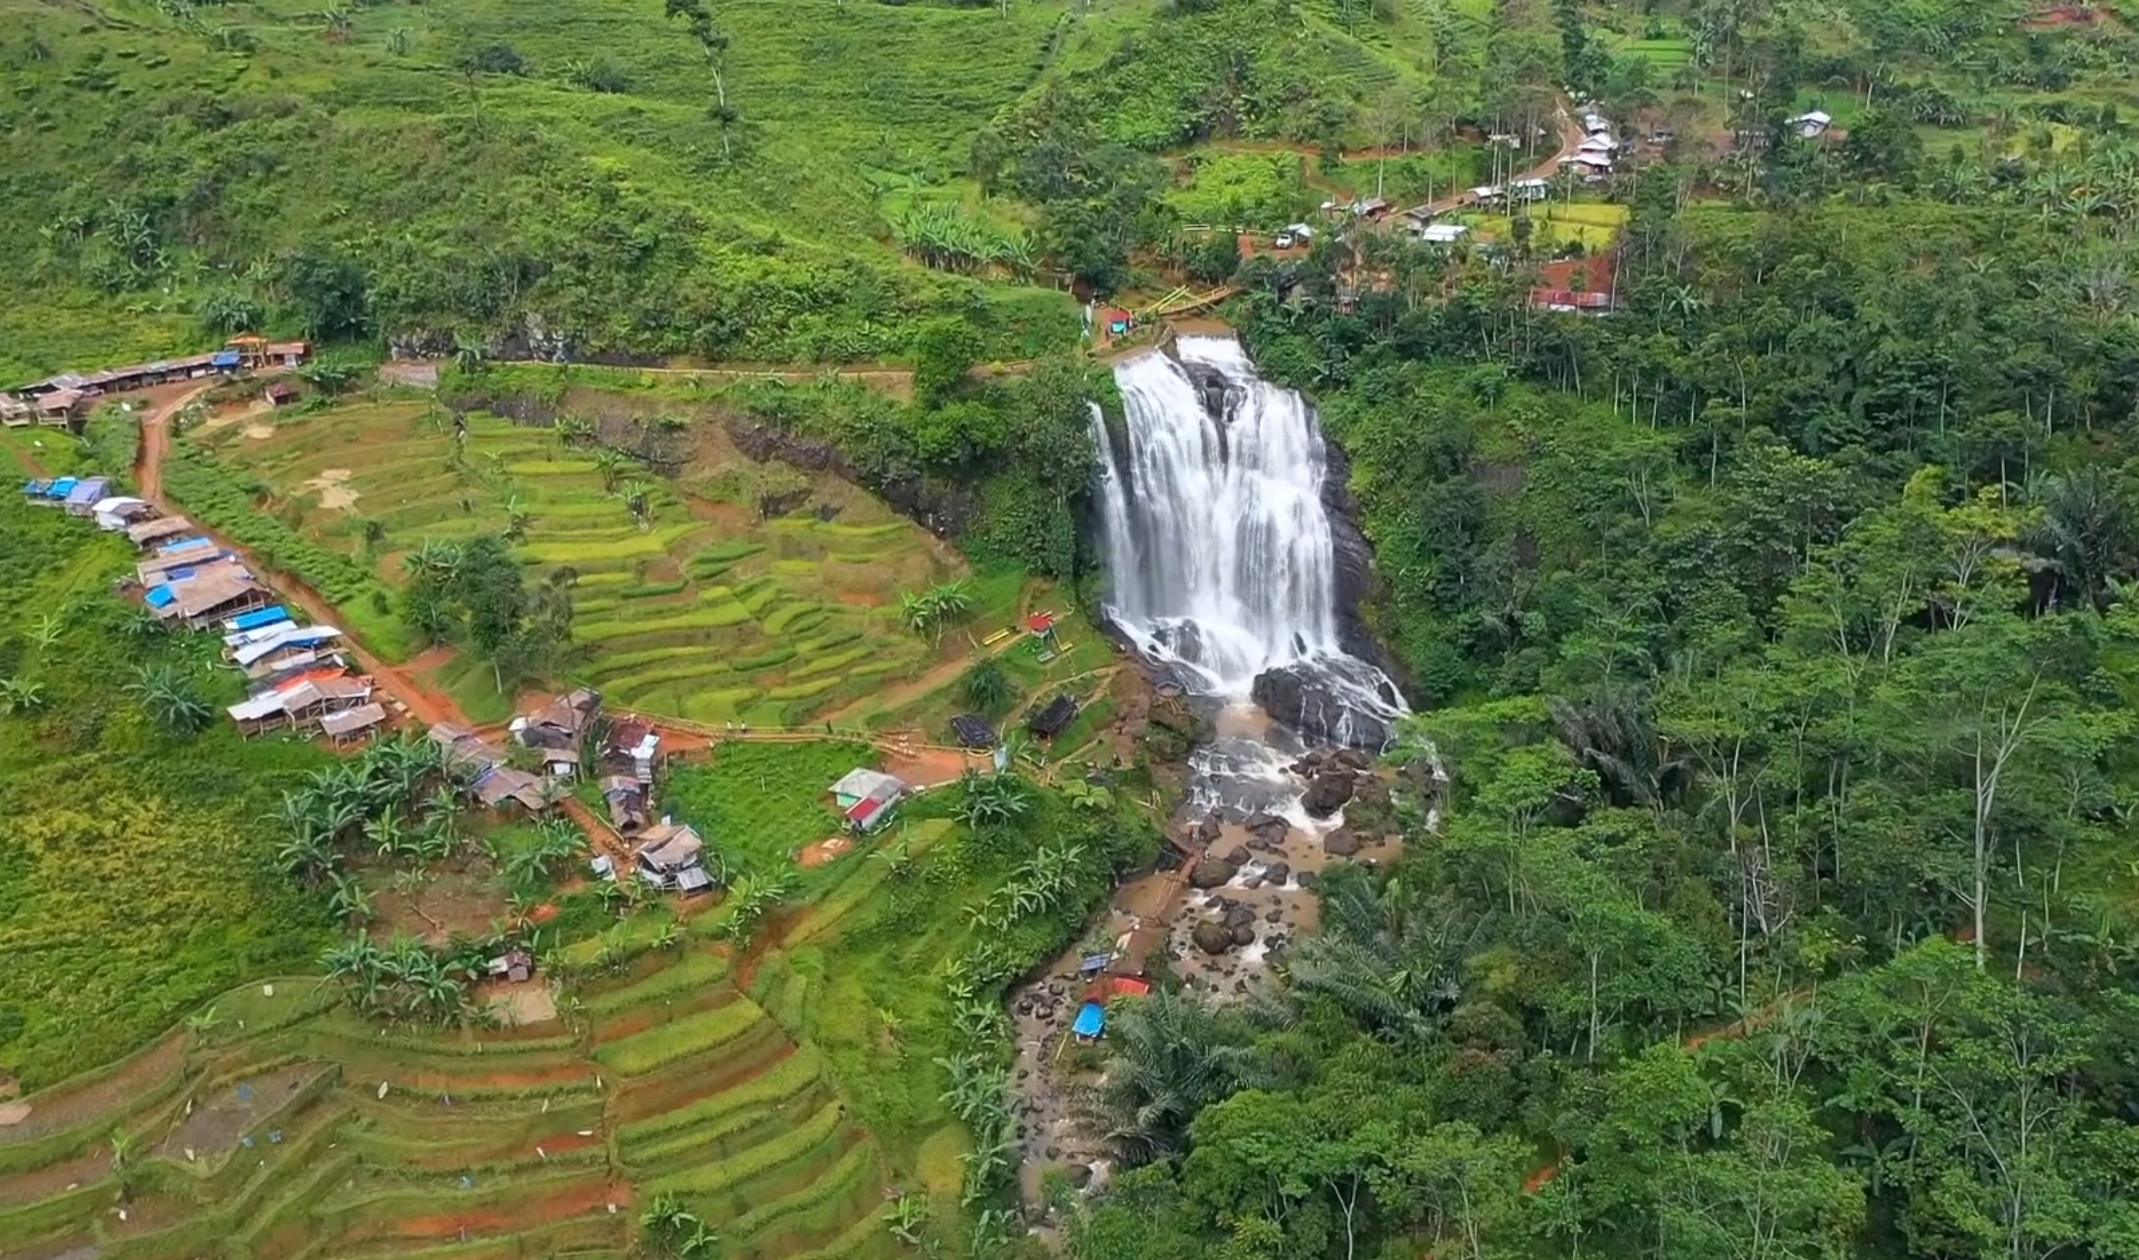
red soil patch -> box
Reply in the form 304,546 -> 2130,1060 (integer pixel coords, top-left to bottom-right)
0,1033 -> 186,1144
532,1128 -> 604,1156
532,902 -> 561,924
831,589 -> 887,607
797,835 -> 853,868
731,908 -> 810,991
611,1041 -> 797,1126
592,986 -> 738,1043
397,1060 -> 598,1092
1534,253 -> 1615,293
375,1176 -> 625,1241
880,745 -> 978,789
0,1148 -> 111,1207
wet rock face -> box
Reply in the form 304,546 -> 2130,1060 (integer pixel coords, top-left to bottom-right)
1323,827 -> 1360,857
1250,661 -> 1400,750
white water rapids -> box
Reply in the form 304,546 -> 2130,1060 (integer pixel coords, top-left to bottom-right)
1093,336 -> 1405,813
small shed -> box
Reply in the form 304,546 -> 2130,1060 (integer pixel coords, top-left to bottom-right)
226,605 -> 291,634
211,349 -> 243,373
264,382 -> 298,407
949,713 -> 998,749
486,949 -> 534,983
1072,1001 -> 1105,1042
1027,694 -> 1079,740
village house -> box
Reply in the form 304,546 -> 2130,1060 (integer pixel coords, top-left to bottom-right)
126,515 -> 195,547
151,561 -> 270,628
472,765 -> 551,813
227,670 -> 375,737
428,721 -> 510,776
321,702 -> 389,746
90,496 -> 153,531
602,717 -> 662,784
61,477 -> 110,516
829,767 -> 905,835
1788,110 -> 1833,139
602,775 -> 649,836
512,687 -> 602,779
264,382 -> 299,408
634,820 -> 713,894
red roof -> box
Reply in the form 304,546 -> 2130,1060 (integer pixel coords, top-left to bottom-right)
846,796 -> 891,827
1025,613 -> 1055,634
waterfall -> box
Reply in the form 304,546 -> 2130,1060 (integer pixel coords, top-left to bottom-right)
1094,335 -> 1405,753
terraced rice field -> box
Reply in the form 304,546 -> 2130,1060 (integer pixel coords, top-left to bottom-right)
192,400 -> 972,727
0,956 -> 902,1260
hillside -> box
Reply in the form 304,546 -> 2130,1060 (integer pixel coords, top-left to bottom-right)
0,0 -> 1463,382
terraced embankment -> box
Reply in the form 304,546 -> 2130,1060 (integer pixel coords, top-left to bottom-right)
0,953 -> 899,1260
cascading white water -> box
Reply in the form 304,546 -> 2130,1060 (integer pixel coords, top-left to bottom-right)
1094,335 -> 1405,763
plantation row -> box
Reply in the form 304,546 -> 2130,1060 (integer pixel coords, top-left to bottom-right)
0,947 -> 899,1260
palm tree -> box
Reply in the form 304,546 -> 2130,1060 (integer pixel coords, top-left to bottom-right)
1286,870 -> 1467,1043
593,448 -> 629,491
956,656 -> 1012,716
1075,987 -> 1256,1166
131,664 -> 210,733
618,478 -> 655,526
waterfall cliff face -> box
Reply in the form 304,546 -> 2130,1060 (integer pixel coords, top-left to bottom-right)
1095,336 -> 1405,752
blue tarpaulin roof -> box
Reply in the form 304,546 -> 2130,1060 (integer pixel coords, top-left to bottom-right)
158,536 -> 213,554
211,350 -> 242,368
1079,953 -> 1112,974
1072,1002 -> 1105,1038
22,479 -> 49,495
65,478 -> 109,505
145,586 -> 176,608
228,606 -> 289,631
46,477 -> 78,498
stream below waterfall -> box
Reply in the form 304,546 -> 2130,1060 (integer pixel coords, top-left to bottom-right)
1006,333 -> 1415,1218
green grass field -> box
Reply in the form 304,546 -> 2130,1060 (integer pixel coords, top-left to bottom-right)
183,392 -> 1072,727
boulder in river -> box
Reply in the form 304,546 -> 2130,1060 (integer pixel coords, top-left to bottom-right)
1245,812 -> 1290,846
1188,858 -> 1238,890
1192,921 -> 1236,954
1302,769 -> 1356,818
1323,828 -> 1360,857
1230,923 -> 1257,947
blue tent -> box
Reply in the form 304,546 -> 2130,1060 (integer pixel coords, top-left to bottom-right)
145,586 -> 177,608
228,606 -> 290,632
1072,1001 -> 1105,1039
